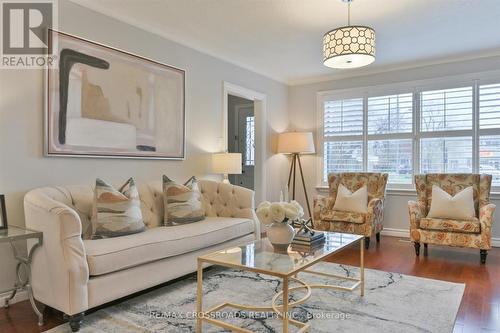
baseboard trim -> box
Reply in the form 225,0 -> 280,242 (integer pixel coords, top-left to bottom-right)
0,289 -> 28,306
381,228 -> 500,248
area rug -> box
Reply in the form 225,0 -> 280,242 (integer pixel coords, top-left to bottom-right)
44,263 -> 464,333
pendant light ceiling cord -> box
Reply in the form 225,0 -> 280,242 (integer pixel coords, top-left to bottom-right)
347,2 -> 351,26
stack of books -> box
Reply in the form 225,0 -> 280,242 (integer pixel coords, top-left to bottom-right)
291,230 -> 325,249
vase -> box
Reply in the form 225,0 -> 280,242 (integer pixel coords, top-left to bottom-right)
267,222 -> 295,251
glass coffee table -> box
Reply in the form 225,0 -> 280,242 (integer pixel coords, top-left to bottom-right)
196,232 -> 364,333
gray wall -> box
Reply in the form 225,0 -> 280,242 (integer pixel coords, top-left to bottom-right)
0,0 -> 289,294
288,56 -> 500,241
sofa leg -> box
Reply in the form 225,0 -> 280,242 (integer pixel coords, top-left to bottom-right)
480,250 -> 488,264
376,232 -> 380,243
365,237 -> 370,250
68,313 -> 84,332
414,242 -> 420,256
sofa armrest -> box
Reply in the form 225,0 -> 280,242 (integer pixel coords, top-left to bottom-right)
408,200 -> 423,230
24,190 -> 89,315
201,182 -> 260,239
366,198 -> 383,226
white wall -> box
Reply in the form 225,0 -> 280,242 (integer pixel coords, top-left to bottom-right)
288,56 -> 500,241
0,0 -> 289,293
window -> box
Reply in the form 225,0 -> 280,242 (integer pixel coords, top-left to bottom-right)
420,137 -> 472,173
244,116 -> 255,166
368,139 -> 413,184
323,141 -> 363,181
421,87 -> 473,131
320,78 -> 500,188
479,136 -> 500,185
324,98 -> 363,136
479,83 -> 500,185
368,94 -> 413,134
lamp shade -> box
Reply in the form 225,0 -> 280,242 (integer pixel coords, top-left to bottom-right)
277,132 -> 315,154
323,26 -> 375,69
212,153 -> 242,174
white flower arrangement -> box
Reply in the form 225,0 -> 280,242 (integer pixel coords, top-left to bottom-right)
256,200 -> 304,226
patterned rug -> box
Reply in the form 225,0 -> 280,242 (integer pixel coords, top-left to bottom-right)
44,262 -> 464,333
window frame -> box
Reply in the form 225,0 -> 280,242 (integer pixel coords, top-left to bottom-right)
316,71 -> 500,191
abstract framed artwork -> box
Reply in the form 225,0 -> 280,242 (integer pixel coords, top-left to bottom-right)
45,30 -> 185,159
0,195 -> 7,230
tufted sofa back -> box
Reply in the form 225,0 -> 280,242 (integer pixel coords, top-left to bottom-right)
327,172 -> 388,204
25,179 -> 255,240
414,173 -> 492,217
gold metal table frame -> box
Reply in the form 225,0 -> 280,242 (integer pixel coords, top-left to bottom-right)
196,235 -> 364,333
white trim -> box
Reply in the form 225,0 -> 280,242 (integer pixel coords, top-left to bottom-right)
381,228 -> 411,238
223,82 -> 267,203
316,185 -> 500,199
290,55 -> 500,86
0,289 -> 28,306
381,228 -> 500,248
317,69 -> 500,99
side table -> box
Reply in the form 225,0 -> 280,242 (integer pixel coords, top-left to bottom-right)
0,226 -> 44,325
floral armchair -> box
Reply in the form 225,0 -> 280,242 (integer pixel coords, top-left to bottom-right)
313,172 -> 388,249
409,174 -> 496,263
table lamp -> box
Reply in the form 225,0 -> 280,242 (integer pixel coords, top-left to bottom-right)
212,152 -> 242,184
277,132 -> 315,218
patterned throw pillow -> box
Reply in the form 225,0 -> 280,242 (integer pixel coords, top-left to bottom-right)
163,175 -> 205,225
91,178 -> 146,239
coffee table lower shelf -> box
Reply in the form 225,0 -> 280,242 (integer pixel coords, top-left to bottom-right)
195,237 -> 364,333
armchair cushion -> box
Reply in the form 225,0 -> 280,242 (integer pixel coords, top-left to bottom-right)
420,217 -> 480,234
320,210 -> 366,224
332,185 -> 368,214
427,185 -> 475,220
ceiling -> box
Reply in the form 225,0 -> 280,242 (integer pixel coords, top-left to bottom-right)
70,0 -> 500,85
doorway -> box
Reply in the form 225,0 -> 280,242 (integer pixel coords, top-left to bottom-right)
227,95 -> 255,189
222,82 -> 267,203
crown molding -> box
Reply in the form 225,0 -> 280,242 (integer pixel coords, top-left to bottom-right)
287,50 -> 500,86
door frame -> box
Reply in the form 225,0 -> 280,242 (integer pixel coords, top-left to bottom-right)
223,81 -> 267,203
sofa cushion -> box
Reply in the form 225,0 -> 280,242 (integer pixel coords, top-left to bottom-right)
163,175 -> 205,225
420,217 -> 480,234
84,217 -> 254,276
319,210 -> 366,224
91,178 -> 145,240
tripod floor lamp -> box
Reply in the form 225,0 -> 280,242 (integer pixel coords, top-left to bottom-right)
277,132 -> 315,218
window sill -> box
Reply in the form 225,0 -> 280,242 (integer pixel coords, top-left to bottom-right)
315,185 -> 500,200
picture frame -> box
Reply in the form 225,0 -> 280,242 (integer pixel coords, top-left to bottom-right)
45,30 -> 186,159
0,194 -> 7,230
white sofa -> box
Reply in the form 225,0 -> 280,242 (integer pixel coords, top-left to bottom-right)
24,179 -> 260,332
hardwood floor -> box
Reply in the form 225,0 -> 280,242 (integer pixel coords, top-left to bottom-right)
0,236 -> 499,332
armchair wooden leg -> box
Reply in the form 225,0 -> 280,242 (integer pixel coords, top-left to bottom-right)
68,313 -> 84,332
376,232 -> 381,243
423,243 -> 428,256
414,242 -> 420,256
365,237 -> 370,250
480,250 -> 488,264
